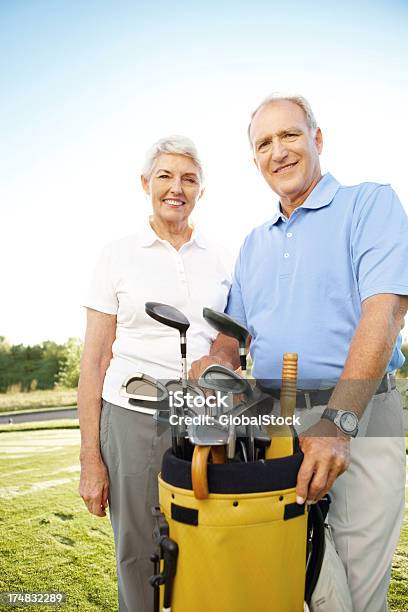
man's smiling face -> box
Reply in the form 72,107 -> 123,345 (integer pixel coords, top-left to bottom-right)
250,100 -> 323,211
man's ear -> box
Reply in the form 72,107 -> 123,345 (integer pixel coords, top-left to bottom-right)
253,156 -> 259,170
315,128 -> 323,154
141,175 -> 149,194
198,187 -> 205,200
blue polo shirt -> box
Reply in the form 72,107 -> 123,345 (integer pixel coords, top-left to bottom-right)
226,173 -> 408,387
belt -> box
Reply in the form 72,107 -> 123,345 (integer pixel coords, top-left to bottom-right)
257,373 -> 396,409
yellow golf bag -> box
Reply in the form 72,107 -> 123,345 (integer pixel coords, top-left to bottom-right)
150,439 -> 325,612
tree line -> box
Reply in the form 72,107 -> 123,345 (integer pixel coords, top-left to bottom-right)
0,337 -> 82,392
0,336 -> 407,394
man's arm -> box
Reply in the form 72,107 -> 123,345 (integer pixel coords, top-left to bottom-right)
78,308 -> 116,517
296,293 -> 408,504
327,294 -> 408,415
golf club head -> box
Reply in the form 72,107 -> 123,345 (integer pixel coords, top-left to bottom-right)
187,421 -> 229,446
145,302 -> 190,334
203,307 -> 249,371
203,307 -> 248,344
198,364 -> 252,395
120,373 -> 168,403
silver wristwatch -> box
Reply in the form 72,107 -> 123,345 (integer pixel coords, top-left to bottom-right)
321,408 -> 359,437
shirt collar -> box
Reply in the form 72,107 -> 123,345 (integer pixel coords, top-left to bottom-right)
140,217 -> 207,249
267,173 -> 341,227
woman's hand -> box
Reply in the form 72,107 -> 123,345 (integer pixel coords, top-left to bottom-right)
79,453 -> 109,517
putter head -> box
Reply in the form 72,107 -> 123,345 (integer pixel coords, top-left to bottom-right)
199,364 -> 252,395
145,302 -> 190,334
203,307 -> 248,346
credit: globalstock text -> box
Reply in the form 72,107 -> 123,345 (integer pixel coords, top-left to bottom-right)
169,415 -> 301,427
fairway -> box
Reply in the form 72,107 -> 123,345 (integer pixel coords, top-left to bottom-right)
0,428 -> 407,611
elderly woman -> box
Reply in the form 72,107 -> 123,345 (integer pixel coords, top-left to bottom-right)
78,135 -> 231,611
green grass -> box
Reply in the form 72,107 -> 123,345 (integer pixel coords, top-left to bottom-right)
389,517 -> 408,611
0,389 -> 77,413
0,428 -> 407,611
0,429 -> 117,611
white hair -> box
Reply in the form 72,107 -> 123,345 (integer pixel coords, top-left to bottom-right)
142,135 -> 204,183
248,92 -> 318,148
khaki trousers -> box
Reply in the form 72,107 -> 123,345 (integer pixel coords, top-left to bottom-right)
293,388 -> 406,612
100,400 -> 171,612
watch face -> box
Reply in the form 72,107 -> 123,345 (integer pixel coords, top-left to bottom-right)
340,412 -> 357,432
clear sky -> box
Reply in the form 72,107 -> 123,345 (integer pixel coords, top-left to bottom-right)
1,0 -> 407,345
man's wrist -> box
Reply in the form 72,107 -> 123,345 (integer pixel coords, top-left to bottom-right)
321,408 -> 359,437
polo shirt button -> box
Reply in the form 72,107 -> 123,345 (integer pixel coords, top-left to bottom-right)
287,232 -> 293,238
284,253 -> 290,258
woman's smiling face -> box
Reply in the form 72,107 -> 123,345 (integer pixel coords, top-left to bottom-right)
142,153 -> 203,226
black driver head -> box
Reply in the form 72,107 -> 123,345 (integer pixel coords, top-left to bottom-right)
203,307 -> 248,345
145,302 -> 190,334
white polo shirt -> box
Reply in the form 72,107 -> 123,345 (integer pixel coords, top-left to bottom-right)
83,219 -> 232,409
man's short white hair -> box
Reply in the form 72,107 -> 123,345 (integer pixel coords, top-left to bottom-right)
248,92 -> 318,148
142,135 -> 204,183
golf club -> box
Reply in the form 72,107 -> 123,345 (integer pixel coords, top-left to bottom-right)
145,302 -> 190,457
121,373 -> 181,454
202,307 -> 249,371
198,363 -> 252,396
121,372 -> 168,404
187,420 -> 229,447
199,362 -> 253,459
202,308 -> 255,459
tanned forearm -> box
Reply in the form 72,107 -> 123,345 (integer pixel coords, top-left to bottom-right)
77,310 -> 116,461
78,354 -> 112,460
328,294 -> 408,417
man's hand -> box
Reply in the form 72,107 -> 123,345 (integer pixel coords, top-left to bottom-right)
296,419 -> 350,504
189,332 -> 242,381
189,355 -> 234,381
79,454 -> 109,517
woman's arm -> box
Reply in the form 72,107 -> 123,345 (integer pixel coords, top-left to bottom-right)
78,308 -> 116,517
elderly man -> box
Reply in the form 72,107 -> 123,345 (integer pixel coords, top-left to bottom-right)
191,93 -> 408,612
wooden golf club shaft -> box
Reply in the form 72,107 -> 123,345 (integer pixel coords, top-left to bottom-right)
280,352 -> 298,418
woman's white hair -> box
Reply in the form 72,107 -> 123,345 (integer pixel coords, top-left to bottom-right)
142,135 -> 204,182
248,92 -> 318,148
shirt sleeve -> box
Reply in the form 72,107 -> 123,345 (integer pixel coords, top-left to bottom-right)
81,244 -> 119,315
352,185 -> 408,302
225,246 -> 249,329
